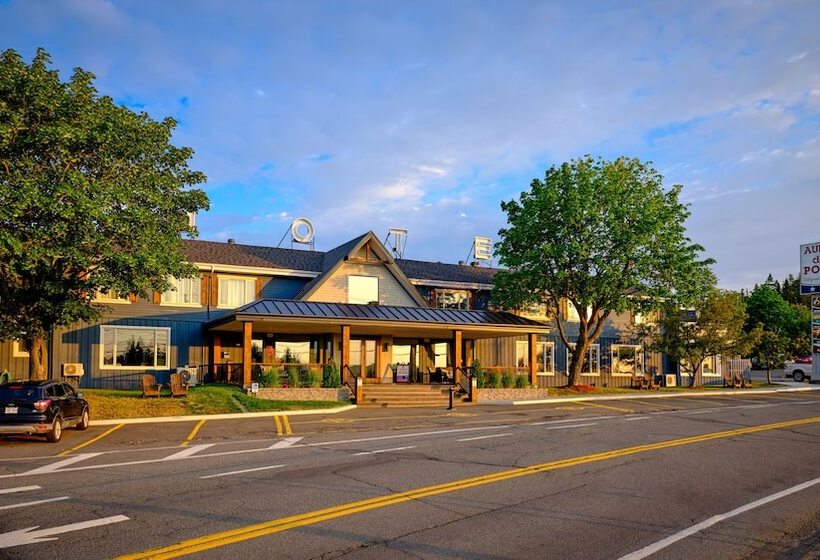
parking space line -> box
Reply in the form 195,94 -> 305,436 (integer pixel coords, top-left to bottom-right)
273,416 -> 284,436
0,496 -> 69,510
58,424 -> 125,456
181,420 -> 206,447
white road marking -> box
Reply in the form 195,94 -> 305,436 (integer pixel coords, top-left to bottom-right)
200,464 -> 285,479
268,437 -> 303,450
530,415 -> 616,426
162,444 -> 215,460
22,453 -> 103,475
0,515 -> 129,548
686,409 -> 722,415
624,416 -> 651,421
458,433 -> 513,442
0,486 -> 40,495
354,446 -> 416,456
618,475 -> 820,560
546,422 -> 598,430
0,496 -> 69,511
309,425 -> 512,447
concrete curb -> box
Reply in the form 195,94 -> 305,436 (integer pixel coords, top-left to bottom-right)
88,404 -> 357,426
484,385 -> 820,406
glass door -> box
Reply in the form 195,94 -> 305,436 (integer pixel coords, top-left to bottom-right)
350,338 -> 378,382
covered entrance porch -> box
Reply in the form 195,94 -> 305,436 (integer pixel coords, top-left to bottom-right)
204,299 -> 549,403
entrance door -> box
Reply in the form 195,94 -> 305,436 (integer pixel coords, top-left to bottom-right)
350,338 -> 378,382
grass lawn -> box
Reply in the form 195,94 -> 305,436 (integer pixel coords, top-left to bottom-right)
82,384 -> 347,420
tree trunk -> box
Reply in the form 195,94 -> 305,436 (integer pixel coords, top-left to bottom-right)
766,362 -> 772,385
567,340 -> 589,387
28,337 -> 48,380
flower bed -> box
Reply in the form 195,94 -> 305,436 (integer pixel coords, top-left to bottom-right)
256,387 -> 352,402
477,388 -> 550,402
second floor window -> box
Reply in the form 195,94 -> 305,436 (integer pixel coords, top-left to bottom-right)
436,290 -> 470,309
161,277 -> 201,305
218,277 -> 256,308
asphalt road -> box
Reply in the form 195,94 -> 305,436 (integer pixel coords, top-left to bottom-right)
1,389 -> 819,560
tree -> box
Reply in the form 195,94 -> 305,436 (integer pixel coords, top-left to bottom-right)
745,284 -> 810,379
493,156 -> 714,386
642,290 -> 757,386
0,48 -> 208,379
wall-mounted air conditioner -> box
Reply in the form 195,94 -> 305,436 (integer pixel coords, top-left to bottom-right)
665,374 -> 676,387
62,363 -> 85,377
177,367 -> 199,386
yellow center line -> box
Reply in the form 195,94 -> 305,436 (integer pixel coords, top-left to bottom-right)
281,415 -> 293,436
115,415 -> 820,560
58,424 -> 124,456
579,400 -> 635,414
273,415 -> 284,436
181,419 -> 206,448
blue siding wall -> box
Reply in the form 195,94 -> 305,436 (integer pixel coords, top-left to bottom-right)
262,277 -> 310,299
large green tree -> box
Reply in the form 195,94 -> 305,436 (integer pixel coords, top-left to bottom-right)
0,48 -> 208,379
641,290 -> 757,386
493,156 -> 714,386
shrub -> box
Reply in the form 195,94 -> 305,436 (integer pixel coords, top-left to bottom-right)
322,361 -> 341,388
487,372 -> 502,388
515,374 -> 528,389
472,359 -> 485,388
259,366 -> 280,388
298,366 -> 310,388
307,368 -> 321,388
501,371 -> 516,388
287,366 -> 299,388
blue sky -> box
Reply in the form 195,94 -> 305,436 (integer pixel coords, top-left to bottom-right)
3,0 -> 819,289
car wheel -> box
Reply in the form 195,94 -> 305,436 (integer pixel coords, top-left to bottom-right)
793,370 -> 806,383
46,417 -> 63,443
76,408 -> 89,430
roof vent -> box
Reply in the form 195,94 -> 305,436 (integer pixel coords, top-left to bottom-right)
227,238 -> 236,244
458,261 -> 465,265
471,261 -> 479,267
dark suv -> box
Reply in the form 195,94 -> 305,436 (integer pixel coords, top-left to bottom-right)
0,380 -> 89,442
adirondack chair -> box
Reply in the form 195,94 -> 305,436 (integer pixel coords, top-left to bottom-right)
141,374 -> 162,398
169,373 -> 188,398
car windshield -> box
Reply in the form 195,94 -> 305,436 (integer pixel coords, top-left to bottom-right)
0,385 -> 41,401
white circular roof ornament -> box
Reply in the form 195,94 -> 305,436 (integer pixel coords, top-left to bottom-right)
291,218 -> 315,244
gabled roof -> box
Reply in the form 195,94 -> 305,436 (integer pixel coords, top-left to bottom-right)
293,231 -> 429,306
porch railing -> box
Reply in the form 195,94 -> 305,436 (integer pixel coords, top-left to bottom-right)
454,366 -> 477,403
342,364 -> 362,404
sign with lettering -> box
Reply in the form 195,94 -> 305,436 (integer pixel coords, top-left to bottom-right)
396,364 -> 410,383
800,242 -> 820,294
474,236 -> 492,260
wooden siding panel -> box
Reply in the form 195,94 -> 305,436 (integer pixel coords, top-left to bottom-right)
306,262 -> 418,306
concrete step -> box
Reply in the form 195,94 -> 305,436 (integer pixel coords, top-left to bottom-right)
359,384 -> 469,407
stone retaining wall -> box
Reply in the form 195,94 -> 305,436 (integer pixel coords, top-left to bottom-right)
477,388 -> 550,402
255,387 -> 352,401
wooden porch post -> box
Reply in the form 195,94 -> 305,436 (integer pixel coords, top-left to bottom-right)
209,334 -> 221,380
452,330 -> 463,377
528,333 -> 538,387
465,339 -> 474,367
242,321 -> 253,387
340,325 -> 350,372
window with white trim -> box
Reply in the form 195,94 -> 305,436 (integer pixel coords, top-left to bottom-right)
100,326 -> 170,369
218,276 -> 256,308
516,340 -> 555,375
348,275 -> 378,304
611,344 -> 643,375
569,343 -> 600,375
12,339 -> 31,357
94,288 -> 131,303
435,290 -> 470,309
161,276 -> 201,306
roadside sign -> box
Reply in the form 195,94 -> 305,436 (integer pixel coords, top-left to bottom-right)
250,382 -> 259,394
800,242 -> 820,294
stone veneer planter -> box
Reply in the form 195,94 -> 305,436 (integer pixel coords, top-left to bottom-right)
477,388 -> 550,402
255,387 -> 352,402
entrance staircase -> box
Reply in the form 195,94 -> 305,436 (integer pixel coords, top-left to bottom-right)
359,384 -> 467,408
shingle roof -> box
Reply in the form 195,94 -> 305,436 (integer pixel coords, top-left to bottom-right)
221,298 -> 545,328
183,240 -> 324,272
181,237 -> 500,285
396,259 -> 497,285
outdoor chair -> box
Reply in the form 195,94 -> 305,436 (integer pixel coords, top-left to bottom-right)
169,373 -> 188,398
141,374 -> 162,398
723,372 -> 744,389
632,374 -> 649,390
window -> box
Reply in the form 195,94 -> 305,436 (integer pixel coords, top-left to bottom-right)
516,340 -> 555,375
433,342 -> 449,368
94,288 -> 131,304
100,326 -> 170,369
435,290 -> 471,310
161,277 -> 201,306
611,344 -> 643,375
682,356 -> 721,377
276,337 -> 312,364
633,310 -> 658,325
12,339 -> 31,358
218,276 -> 256,308
568,343 -> 600,375
348,275 -> 378,304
